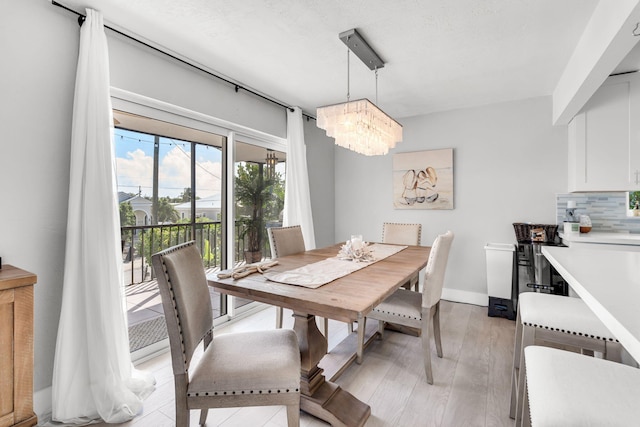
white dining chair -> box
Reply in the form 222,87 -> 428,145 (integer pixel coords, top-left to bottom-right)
267,225 -> 328,336
152,241 -> 301,427
509,292 -> 621,424
358,231 -> 454,384
520,346 -> 640,426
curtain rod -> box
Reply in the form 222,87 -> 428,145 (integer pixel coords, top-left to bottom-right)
51,1 -> 317,121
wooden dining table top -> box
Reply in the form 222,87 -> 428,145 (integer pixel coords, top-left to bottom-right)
207,243 -> 431,323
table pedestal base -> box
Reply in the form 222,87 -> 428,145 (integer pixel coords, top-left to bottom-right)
301,381 -> 370,427
293,312 -> 371,427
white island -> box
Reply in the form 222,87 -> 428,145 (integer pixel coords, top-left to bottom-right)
542,246 -> 640,363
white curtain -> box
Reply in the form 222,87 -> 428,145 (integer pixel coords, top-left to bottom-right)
284,107 -> 316,249
52,9 -> 155,424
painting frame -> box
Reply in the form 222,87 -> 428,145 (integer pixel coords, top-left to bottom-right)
392,148 -> 454,210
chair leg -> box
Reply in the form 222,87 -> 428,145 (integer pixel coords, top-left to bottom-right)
521,374 -> 531,427
348,322 -> 354,333
199,408 -> 208,426
323,317 -> 329,337
357,316 -> 366,364
276,306 -> 283,329
422,308 -> 435,385
509,309 -> 523,419
377,319 -> 385,339
286,402 -> 300,427
515,325 -> 534,427
432,303 -> 443,358
175,395 -> 189,427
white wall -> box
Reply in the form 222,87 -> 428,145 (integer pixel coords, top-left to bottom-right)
1,0 -> 334,415
1,0 -> 78,401
108,33 -> 286,138
304,121 -> 335,248
334,96 -> 567,303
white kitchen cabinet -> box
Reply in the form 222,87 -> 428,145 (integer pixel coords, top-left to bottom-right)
568,72 -> 640,192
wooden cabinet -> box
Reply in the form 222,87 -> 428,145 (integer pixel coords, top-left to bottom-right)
568,72 -> 640,192
0,266 -> 37,427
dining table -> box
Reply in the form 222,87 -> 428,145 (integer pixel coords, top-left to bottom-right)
207,242 -> 431,427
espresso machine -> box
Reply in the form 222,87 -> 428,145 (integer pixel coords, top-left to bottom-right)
513,223 -> 568,297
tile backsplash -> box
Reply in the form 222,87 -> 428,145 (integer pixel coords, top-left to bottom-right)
556,192 -> 640,233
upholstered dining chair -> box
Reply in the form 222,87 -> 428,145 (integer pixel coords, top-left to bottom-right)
360,230 -> 454,384
267,225 -> 328,336
348,222 -> 424,334
382,222 -> 422,291
520,346 -> 640,427
152,241 -> 301,427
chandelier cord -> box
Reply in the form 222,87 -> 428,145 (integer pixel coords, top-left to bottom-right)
346,46 -> 351,102
375,67 -> 379,105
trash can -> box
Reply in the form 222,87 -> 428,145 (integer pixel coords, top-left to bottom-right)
485,243 -> 517,320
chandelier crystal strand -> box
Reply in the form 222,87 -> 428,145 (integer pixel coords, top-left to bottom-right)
317,99 -> 401,156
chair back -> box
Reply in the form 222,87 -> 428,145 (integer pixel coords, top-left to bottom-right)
382,222 -> 422,245
422,231 -> 454,308
152,241 -> 212,375
268,225 -> 306,258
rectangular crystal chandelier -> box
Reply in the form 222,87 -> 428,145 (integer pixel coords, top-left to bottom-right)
316,29 -> 403,156
316,98 -> 402,156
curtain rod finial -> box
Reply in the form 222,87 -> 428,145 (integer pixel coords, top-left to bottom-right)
78,15 -> 85,26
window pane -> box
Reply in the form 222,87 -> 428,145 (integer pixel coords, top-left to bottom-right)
233,141 -> 286,310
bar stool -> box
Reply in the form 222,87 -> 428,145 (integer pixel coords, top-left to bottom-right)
510,292 -> 621,425
521,346 -> 640,426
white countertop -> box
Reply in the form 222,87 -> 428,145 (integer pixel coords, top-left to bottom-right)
542,246 -> 640,362
560,231 -> 640,246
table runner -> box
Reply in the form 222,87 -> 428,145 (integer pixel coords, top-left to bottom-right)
263,243 -> 407,289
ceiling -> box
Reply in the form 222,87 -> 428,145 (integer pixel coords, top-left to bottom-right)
60,1 -> 632,120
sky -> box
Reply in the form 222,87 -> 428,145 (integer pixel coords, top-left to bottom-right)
114,128 -> 222,199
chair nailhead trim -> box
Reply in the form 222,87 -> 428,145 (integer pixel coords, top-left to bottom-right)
372,308 -> 420,321
523,321 -> 618,342
187,388 -> 299,397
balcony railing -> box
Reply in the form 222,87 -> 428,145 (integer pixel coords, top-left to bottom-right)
121,220 -> 277,286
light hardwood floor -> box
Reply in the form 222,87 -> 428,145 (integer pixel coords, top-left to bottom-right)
94,300 -> 515,427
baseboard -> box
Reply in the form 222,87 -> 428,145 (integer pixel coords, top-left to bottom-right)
441,287 -> 488,307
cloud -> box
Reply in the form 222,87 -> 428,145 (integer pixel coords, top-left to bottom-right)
116,146 -> 221,198
116,148 -> 153,194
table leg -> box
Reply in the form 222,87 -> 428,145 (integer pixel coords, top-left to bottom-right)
293,312 -> 371,427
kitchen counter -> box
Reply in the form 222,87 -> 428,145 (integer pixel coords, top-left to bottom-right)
542,245 -> 640,362
559,231 -> 640,246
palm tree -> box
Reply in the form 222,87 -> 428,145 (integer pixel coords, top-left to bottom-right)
235,163 -> 275,263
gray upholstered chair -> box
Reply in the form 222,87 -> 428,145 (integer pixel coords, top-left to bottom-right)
267,225 -> 328,336
152,241 -> 301,427
382,222 -> 422,291
359,231 -> 454,384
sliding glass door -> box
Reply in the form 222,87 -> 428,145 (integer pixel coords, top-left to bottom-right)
111,92 -> 288,355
